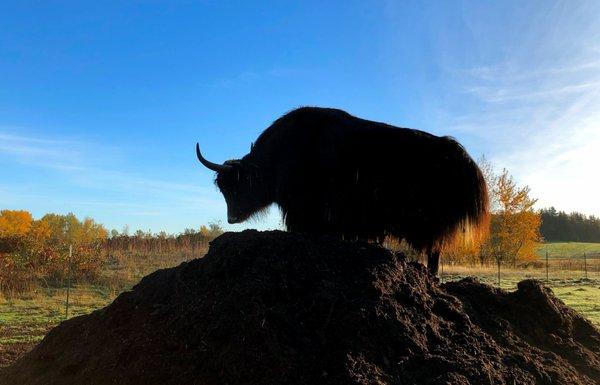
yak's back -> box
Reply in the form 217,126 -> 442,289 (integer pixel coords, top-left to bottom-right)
253,107 -> 441,159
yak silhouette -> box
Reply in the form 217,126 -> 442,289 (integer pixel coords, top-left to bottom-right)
196,107 -> 489,274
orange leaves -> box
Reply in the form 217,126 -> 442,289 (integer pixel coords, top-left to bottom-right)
0,211 -> 108,252
0,210 -> 33,238
29,218 -> 51,244
476,163 -> 541,264
445,160 -> 542,265
488,169 -> 541,263
493,169 -> 537,214
0,210 -> 109,293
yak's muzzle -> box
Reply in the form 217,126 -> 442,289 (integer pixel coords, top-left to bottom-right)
227,215 -> 240,224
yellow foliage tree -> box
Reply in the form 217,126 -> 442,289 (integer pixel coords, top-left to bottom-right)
0,210 -> 33,238
443,159 -> 541,266
0,211 -> 109,292
482,168 -> 541,265
0,210 -> 35,292
30,219 -> 52,242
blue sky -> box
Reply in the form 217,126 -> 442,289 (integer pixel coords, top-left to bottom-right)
1,1 -> 599,233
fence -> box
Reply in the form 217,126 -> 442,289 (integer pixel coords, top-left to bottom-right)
439,252 -> 600,288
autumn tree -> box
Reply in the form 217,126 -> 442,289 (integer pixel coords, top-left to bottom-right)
0,209 -> 223,294
199,222 -> 224,239
42,214 -> 108,281
480,167 -> 541,265
0,210 -> 33,252
0,210 -> 33,237
0,211 -> 108,292
443,158 -> 541,266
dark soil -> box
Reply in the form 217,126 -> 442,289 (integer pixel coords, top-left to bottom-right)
2,230 -> 599,385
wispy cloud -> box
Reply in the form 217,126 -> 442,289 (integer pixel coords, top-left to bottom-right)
444,18 -> 600,216
0,132 -> 87,171
464,79 -> 600,103
0,129 -> 227,229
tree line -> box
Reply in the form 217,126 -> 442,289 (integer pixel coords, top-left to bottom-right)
539,208 -> 600,243
105,223 -> 223,255
0,210 -> 223,294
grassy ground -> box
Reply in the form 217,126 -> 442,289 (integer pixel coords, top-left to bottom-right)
552,285 -> 600,325
441,265 -> 600,325
536,242 -> 600,258
0,286 -> 115,367
0,249 -> 199,368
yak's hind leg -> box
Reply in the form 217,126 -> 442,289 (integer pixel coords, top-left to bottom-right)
427,250 -> 440,276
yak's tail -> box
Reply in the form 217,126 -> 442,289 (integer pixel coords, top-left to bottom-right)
436,137 -> 490,252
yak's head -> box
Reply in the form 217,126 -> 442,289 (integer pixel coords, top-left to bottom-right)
196,143 -> 270,224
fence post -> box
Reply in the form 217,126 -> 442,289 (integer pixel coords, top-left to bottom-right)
545,251 -> 549,283
497,259 -> 501,287
65,244 -> 72,319
583,252 -> 587,279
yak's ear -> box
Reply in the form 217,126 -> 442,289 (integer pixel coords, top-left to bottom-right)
250,142 -> 255,151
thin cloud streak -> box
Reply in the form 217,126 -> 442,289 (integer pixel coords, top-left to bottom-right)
447,44 -> 600,216
0,130 -> 228,230
464,79 -> 600,103
0,130 -> 203,195
0,130 -> 108,171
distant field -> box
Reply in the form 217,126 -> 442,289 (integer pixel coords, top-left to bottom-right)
536,242 -> 600,258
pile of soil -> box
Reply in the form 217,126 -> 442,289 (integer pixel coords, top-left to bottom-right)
2,230 -> 599,385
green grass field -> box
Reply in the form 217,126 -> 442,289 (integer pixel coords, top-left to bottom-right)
552,285 -> 600,325
0,286 -> 115,367
536,242 -> 600,258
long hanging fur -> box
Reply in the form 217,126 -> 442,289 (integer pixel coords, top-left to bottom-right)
432,137 -> 490,253
210,107 -> 490,273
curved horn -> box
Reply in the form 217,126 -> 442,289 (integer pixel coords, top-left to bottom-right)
196,143 -> 233,172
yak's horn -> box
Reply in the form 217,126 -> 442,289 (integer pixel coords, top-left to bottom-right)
196,143 -> 233,172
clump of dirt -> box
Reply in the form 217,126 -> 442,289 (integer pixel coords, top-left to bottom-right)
2,230 -> 599,385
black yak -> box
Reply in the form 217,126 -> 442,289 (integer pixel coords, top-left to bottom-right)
196,107 -> 489,274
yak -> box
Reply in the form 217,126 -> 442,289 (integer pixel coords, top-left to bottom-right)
196,107 -> 489,275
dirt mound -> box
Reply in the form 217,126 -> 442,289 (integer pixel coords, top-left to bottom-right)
2,230 -> 599,385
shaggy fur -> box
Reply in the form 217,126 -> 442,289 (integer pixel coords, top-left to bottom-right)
207,107 -> 489,274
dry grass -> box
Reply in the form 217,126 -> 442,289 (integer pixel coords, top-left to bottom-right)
97,247 -> 208,292
440,258 -> 600,288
